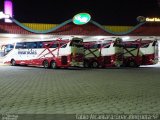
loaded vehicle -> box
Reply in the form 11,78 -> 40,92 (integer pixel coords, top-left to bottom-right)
1,37 -> 84,69
114,38 -> 159,67
1,37 -> 158,69
83,37 -> 158,68
83,40 -> 122,68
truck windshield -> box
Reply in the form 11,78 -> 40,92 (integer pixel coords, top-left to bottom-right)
2,44 -> 14,56
70,38 -> 83,47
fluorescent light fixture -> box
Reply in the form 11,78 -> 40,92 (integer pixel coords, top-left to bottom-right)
93,36 -> 105,40
122,36 -> 130,40
40,35 -> 44,39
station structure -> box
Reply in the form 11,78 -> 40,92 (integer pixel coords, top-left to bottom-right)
0,1 -> 160,61
0,0 -> 159,45
0,16 -> 160,41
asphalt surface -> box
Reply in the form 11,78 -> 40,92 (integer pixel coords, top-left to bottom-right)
0,65 -> 160,118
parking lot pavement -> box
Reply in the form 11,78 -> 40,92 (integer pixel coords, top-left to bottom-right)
0,65 -> 160,114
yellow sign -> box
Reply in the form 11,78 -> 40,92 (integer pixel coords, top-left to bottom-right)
146,17 -> 160,22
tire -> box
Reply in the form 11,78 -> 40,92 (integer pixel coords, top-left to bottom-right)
43,60 -> 49,69
50,61 -> 57,69
84,61 -> 90,68
129,61 -> 137,67
11,59 -> 16,66
91,61 -> 99,68
115,63 -> 121,68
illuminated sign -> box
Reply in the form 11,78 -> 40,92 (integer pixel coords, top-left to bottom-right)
146,17 -> 160,22
73,13 -> 91,25
4,0 -> 13,23
137,16 -> 160,22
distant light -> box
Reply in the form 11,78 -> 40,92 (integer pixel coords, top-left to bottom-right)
4,0 -> 13,23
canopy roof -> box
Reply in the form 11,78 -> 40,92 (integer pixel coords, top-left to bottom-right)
0,19 -> 160,36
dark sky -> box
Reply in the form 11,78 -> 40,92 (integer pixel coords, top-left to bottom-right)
0,0 -> 160,25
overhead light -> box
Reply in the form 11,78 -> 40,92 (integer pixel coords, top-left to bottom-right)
122,36 -> 130,40
94,36 -> 105,40
40,35 -> 44,39
7,34 -> 18,38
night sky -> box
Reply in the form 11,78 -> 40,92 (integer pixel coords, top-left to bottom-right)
0,0 -> 160,25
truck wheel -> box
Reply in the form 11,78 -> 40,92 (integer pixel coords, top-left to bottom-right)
92,61 -> 99,68
115,63 -> 121,68
129,61 -> 137,67
43,60 -> 49,69
50,61 -> 57,69
11,59 -> 16,66
84,61 -> 90,68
